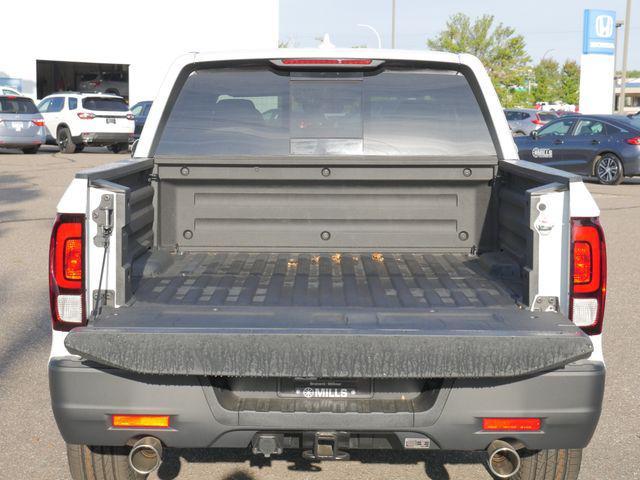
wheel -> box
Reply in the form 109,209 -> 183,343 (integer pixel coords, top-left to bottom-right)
108,143 -> 128,154
57,127 -> 77,154
22,145 -> 40,154
66,444 -> 146,480
105,88 -> 120,96
514,449 -> 582,480
595,153 -> 624,185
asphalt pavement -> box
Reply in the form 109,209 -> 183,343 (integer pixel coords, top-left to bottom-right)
0,147 -> 638,479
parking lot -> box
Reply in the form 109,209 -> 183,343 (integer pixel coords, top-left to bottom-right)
0,147 -> 638,480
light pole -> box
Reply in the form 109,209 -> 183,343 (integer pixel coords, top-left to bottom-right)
619,0 -> 633,113
357,24 -> 382,48
541,49 -> 555,61
613,20 -> 624,112
391,0 -> 396,48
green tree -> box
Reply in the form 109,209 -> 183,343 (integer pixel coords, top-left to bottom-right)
531,58 -> 561,103
427,13 -> 531,107
560,60 -> 580,106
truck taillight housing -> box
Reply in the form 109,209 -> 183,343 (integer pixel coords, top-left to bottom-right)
49,214 -> 86,331
570,218 -> 606,335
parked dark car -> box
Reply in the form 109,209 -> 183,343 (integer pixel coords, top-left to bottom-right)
130,100 -> 152,140
515,114 -> 640,184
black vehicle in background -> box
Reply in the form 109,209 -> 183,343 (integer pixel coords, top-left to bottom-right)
130,100 -> 152,140
515,114 -> 640,185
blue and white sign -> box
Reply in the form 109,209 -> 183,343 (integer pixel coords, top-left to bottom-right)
583,9 -> 616,55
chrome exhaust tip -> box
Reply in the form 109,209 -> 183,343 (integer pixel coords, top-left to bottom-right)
486,440 -> 521,479
128,436 -> 163,475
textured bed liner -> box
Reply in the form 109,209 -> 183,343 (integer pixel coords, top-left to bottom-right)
131,251 -> 520,308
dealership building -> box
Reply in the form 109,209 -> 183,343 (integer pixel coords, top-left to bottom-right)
1,0 -> 279,104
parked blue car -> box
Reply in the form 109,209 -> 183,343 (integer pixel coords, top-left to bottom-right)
515,114 -> 640,185
130,100 -> 152,140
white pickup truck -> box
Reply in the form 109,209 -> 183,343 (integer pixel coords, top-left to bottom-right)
48,49 -> 606,480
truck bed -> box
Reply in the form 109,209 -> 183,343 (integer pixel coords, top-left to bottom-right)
131,251 -> 519,309
64,250 -> 593,379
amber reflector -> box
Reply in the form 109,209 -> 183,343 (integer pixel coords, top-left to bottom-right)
112,415 -> 170,429
482,418 -> 541,431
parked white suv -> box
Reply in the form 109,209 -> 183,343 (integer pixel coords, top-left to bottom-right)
37,92 -> 134,153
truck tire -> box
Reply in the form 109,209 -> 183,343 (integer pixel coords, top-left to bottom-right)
57,127 -> 77,154
515,448 -> 582,480
67,443 -> 146,480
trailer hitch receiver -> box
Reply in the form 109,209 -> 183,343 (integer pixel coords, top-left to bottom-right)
302,432 -> 350,461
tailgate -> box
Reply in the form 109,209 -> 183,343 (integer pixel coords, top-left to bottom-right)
65,305 -> 592,378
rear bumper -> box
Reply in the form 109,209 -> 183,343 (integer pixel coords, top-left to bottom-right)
49,358 -> 605,451
0,134 -> 45,147
72,132 -> 132,146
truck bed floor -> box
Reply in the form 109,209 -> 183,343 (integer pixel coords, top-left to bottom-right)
132,251 -> 520,309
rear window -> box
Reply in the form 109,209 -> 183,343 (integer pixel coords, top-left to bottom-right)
0,97 -> 38,114
156,67 -> 495,156
81,74 -> 99,81
538,112 -> 557,121
82,97 -> 128,112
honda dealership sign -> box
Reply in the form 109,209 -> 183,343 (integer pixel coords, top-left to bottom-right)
579,9 -> 617,114
583,9 -> 616,55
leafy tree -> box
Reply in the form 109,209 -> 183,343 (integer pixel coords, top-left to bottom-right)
560,60 -> 580,106
427,13 -> 531,107
531,58 -> 561,103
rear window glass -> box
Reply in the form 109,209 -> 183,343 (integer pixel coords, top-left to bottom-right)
538,112 -> 557,121
0,97 -> 38,114
622,115 -> 640,130
82,97 -> 128,112
156,67 -> 495,156
81,74 -> 99,81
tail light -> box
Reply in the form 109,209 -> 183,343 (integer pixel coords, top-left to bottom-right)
625,137 -> 640,145
77,112 -> 95,120
532,115 -> 544,125
126,113 -> 135,120
570,218 -> 606,335
281,58 -> 373,65
32,119 -> 45,127
49,214 -> 85,331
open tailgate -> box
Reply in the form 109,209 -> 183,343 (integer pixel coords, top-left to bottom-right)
65,305 -> 592,378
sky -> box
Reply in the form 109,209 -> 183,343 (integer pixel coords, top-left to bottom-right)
280,0 -> 639,70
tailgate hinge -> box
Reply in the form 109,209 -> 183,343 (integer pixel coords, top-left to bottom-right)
532,296 -> 559,313
91,194 -> 114,247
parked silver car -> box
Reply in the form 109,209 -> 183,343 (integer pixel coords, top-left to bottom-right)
0,95 -> 46,153
504,108 -> 558,136
78,72 -> 129,98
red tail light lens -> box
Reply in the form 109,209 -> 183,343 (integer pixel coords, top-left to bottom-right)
570,218 -> 606,335
77,112 -> 95,120
626,137 -> 640,145
126,113 -> 135,120
32,119 -> 45,127
49,214 -> 85,330
281,58 -> 373,65
532,116 -> 544,125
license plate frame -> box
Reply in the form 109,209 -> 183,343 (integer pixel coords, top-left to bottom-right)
278,378 -> 373,399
